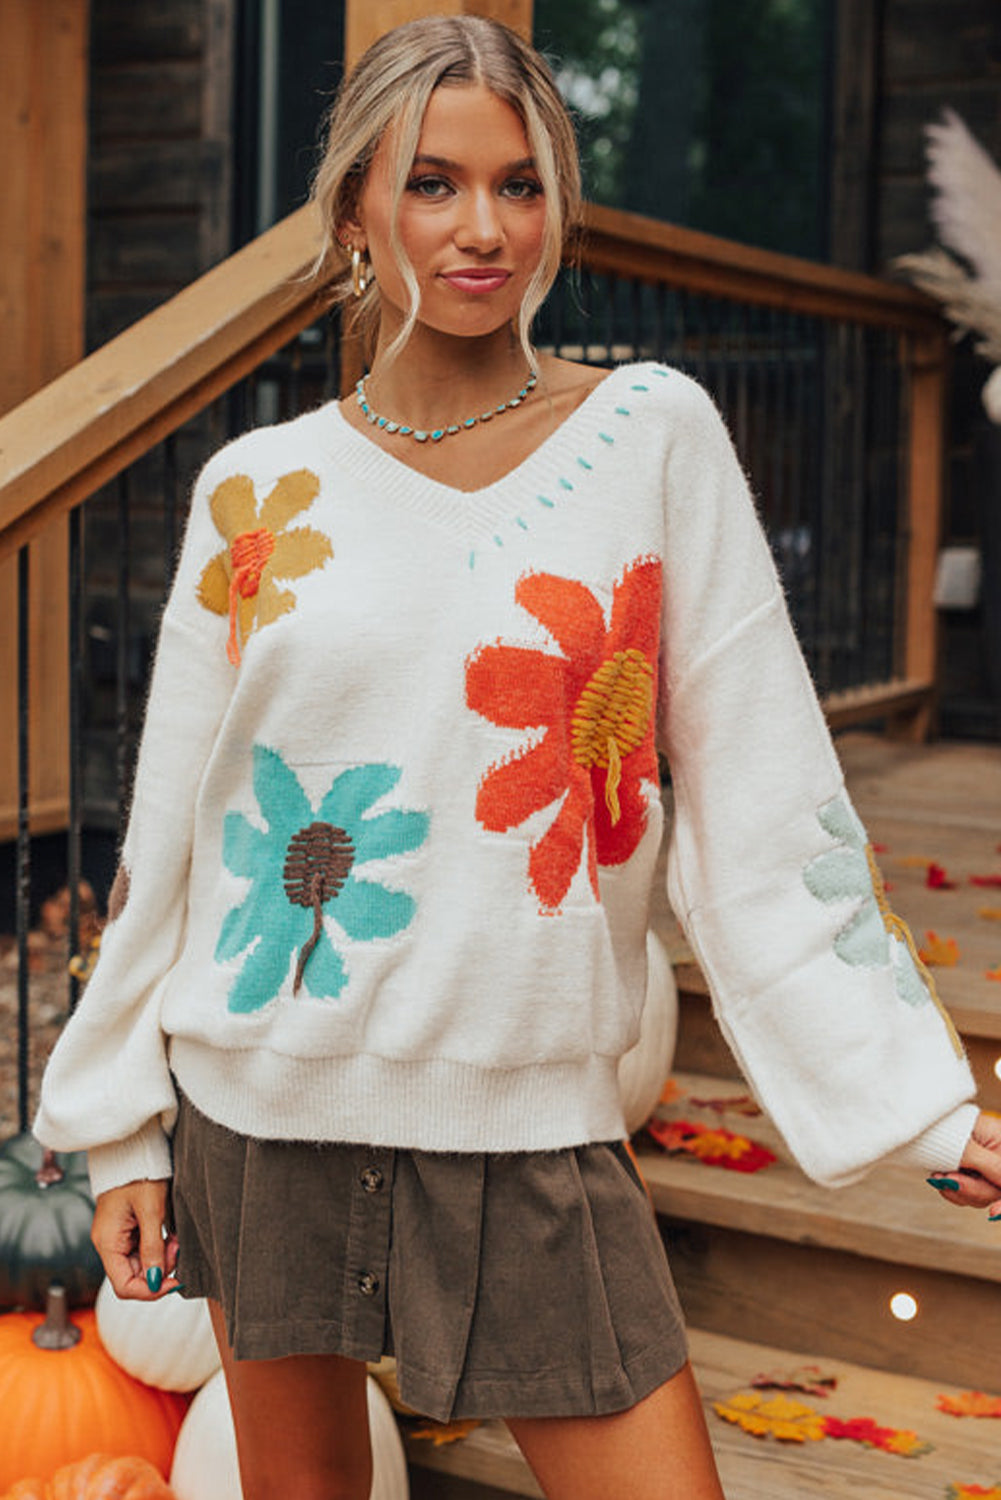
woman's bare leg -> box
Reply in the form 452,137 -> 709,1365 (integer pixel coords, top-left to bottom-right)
506,1362 -> 726,1500
208,1301 -> 373,1500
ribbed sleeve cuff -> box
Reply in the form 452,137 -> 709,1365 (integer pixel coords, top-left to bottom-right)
87,1120 -> 173,1198
892,1102 -> 980,1175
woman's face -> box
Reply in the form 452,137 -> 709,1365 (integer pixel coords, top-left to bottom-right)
347,82 -> 548,343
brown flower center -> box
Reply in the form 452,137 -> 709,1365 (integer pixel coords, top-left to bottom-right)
283,822 -> 355,993
570,649 -> 654,824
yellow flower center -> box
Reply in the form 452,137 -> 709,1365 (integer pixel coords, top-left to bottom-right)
570,649 -> 654,824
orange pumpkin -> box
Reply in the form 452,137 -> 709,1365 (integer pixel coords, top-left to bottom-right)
0,1291 -> 188,1489
2,1453 -> 175,1499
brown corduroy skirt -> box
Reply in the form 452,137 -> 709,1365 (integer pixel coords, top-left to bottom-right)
170,1091 -> 688,1423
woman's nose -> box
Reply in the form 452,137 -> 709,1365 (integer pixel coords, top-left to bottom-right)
455,188 -> 503,252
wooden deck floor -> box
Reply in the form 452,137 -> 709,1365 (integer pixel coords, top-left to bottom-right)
835,731 -> 1001,1040
408,1324 -> 1001,1499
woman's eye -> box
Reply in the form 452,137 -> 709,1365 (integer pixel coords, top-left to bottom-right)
407,175 -> 452,198
503,177 -> 544,200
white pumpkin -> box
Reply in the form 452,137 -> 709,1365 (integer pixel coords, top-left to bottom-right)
170,1368 -> 409,1500
618,929 -> 679,1134
95,1277 -> 222,1392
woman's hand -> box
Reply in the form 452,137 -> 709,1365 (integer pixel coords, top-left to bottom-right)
928,1111 -> 1001,1217
91,1178 -> 180,1299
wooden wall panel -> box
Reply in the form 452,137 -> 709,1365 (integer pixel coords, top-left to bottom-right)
0,0 -> 88,840
345,0 -> 533,68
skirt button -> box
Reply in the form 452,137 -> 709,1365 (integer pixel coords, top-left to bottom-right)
360,1166 -> 384,1193
358,1271 -> 380,1297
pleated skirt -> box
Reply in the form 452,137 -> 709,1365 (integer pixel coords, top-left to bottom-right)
170,1090 -> 688,1423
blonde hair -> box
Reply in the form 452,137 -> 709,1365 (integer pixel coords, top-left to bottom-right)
311,15 -> 581,364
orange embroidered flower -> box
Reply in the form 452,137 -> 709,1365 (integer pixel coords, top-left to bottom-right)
465,558 -> 661,912
197,469 -> 332,664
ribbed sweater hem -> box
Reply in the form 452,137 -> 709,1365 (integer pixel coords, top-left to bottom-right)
170,1039 -> 629,1153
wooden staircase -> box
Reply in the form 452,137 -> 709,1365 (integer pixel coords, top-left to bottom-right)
404,732 -> 1001,1498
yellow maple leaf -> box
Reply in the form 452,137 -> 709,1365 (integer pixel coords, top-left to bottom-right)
659,1077 -> 683,1105
883,1428 -> 934,1457
918,930 -> 960,967
713,1391 -> 826,1443
408,1419 -> 481,1446
938,1390 -> 1001,1418
689,1129 -> 753,1162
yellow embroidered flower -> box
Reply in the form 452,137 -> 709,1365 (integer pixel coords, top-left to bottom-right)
197,469 -> 332,664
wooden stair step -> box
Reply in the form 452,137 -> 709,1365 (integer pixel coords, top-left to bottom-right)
641,1071 -> 1001,1388
405,1325 -> 1001,1499
643,1071 -> 1001,1282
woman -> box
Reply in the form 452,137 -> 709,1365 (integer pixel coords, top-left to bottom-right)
37,17 -> 1001,1500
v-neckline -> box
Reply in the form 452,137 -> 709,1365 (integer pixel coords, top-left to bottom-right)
327,366 -> 621,503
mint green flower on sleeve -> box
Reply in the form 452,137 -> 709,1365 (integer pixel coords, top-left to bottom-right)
215,746 -> 429,1013
803,792 -> 963,1055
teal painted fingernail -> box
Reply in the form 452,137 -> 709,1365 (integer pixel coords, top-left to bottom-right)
989,1212 -> 1001,1222
926,1176 -> 960,1191
146,1266 -> 163,1293
166,1282 -> 186,1293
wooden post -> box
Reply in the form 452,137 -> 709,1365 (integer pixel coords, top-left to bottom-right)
345,0 -> 533,67
0,0 -> 88,839
896,327 -> 949,742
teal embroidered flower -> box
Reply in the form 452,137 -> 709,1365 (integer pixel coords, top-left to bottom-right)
803,793 -> 930,1007
216,746 -> 429,1012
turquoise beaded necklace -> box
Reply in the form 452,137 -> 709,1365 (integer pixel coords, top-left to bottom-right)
355,370 -> 537,443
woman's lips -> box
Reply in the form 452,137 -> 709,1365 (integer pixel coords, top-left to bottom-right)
440,269 -> 512,294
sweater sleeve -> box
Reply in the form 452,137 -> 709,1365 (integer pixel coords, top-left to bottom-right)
34,455 -> 237,1196
657,376 -> 977,1188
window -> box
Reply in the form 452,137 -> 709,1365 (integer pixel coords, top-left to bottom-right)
535,0 -> 832,259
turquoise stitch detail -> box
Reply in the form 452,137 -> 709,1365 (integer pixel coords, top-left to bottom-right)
537,494 -> 555,508
494,535 -> 504,547
216,746 -> 428,1011
516,516 -> 528,529
469,551 -> 477,569
598,432 -> 614,444
803,792 -> 930,1007
576,457 -> 593,470
558,477 -> 574,491
615,406 -> 631,416
631,383 -> 649,391
652,368 -> 670,377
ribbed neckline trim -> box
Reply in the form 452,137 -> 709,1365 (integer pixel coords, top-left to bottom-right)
319,362 -> 665,545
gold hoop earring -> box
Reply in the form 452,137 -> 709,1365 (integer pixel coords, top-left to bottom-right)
351,247 -> 369,298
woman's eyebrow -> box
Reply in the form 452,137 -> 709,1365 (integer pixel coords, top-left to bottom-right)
411,153 -> 538,173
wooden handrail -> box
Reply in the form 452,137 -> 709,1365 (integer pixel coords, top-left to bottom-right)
580,203 -> 942,332
0,205 -> 326,562
0,199 -> 943,564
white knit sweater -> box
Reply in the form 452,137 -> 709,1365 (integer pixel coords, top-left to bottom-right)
36,362 -> 978,1196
